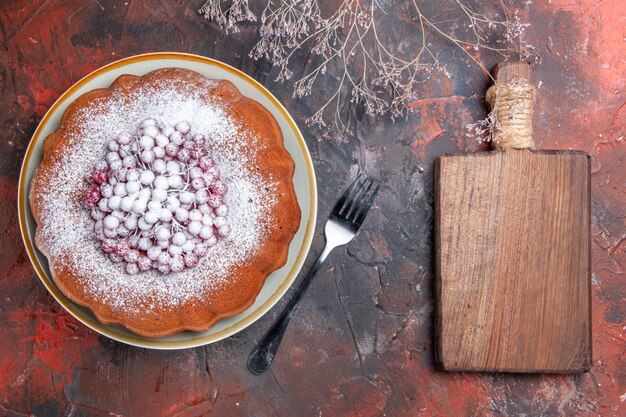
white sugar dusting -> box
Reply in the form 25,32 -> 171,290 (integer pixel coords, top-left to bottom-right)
36,77 -> 277,312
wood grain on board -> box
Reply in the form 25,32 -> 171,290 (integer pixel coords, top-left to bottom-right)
434,149 -> 591,373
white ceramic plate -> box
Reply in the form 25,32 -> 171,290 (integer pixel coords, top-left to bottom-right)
18,53 -> 317,349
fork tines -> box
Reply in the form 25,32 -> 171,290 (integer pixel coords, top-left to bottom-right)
332,174 -> 379,227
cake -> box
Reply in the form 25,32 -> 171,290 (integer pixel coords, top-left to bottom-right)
29,68 -> 301,338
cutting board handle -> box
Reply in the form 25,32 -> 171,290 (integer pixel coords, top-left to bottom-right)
486,61 -> 535,150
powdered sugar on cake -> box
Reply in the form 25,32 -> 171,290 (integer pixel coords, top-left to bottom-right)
36,78 -> 277,312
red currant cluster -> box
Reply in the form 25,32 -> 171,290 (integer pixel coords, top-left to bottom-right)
83,119 -> 230,274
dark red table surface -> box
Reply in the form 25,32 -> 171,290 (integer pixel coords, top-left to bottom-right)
0,1 -> 624,416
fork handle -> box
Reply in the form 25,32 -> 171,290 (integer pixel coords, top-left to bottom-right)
247,244 -> 334,375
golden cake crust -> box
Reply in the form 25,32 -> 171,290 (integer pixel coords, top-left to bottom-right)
29,68 -> 300,338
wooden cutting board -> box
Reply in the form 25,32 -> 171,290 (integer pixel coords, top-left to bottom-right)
434,62 -> 592,373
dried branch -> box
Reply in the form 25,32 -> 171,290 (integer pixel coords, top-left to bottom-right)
200,0 -> 534,139
199,0 -> 256,33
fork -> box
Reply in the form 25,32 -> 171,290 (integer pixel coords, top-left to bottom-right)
247,174 -> 379,375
